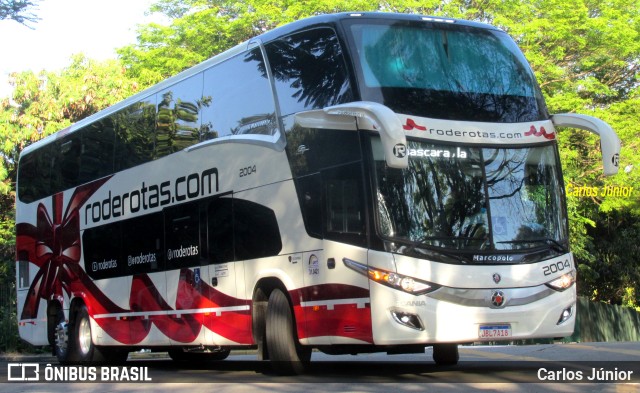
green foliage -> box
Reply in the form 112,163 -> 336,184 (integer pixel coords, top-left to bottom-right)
0,55 -> 141,283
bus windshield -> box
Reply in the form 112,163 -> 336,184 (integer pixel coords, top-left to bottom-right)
370,137 -> 568,259
346,21 -> 548,122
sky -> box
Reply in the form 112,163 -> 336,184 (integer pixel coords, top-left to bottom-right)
0,0 -> 162,98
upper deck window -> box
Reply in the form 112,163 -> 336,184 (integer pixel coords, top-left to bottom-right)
345,21 -> 548,122
266,28 -> 354,116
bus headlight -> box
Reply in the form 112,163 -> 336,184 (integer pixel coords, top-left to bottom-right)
344,258 -> 440,295
546,270 -> 576,291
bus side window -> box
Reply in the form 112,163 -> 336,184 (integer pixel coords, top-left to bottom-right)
82,221 -> 124,280
55,133 -> 81,193
17,152 -> 44,203
122,213 -> 164,273
207,198 -> 234,264
115,96 -> 157,172
295,174 -> 323,238
156,73 -> 203,156
266,28 -> 354,117
322,162 -> 366,247
202,48 -> 277,140
233,199 -> 283,261
164,201 -> 201,269
78,120 -> 115,184
18,260 -> 29,289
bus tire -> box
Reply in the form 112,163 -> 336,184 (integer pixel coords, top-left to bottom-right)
53,309 -> 72,364
266,288 -> 311,375
69,305 -> 97,363
432,343 -> 459,366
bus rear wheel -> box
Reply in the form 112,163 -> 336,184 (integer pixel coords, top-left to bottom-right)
432,343 -> 459,366
53,304 -> 93,364
56,304 -> 127,364
265,288 -> 311,375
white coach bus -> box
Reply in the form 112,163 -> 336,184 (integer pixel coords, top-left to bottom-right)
16,12 -> 620,374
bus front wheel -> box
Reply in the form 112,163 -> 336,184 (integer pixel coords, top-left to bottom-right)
265,288 -> 311,375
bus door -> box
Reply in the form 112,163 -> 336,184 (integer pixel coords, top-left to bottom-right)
201,196 -> 248,346
301,162 -> 372,345
162,200 -> 214,346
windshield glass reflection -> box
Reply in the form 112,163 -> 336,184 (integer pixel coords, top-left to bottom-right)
347,21 -> 548,122
370,137 -> 567,257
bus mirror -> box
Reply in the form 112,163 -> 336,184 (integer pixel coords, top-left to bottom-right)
324,102 -> 408,169
294,102 -> 408,168
294,109 -> 358,131
551,113 -> 621,176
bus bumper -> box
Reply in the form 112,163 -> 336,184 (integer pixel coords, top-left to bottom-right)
370,282 -> 576,345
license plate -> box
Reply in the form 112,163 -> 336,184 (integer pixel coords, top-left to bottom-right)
479,324 -> 512,339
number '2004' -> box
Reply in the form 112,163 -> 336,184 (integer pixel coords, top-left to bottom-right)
240,165 -> 257,177
542,260 -> 570,276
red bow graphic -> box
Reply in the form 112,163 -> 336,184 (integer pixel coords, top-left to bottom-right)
16,177 -> 111,320
525,125 -> 555,140
403,118 -> 427,131
16,177 -> 254,345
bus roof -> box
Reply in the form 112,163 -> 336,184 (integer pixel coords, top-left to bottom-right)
21,12 -> 500,157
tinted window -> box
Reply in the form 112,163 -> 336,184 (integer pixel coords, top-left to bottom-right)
78,119 -> 115,183
285,128 -> 361,177
165,201 -> 203,269
295,174 -> 322,238
83,212 -> 164,279
53,132 -> 82,192
18,260 -> 29,288
83,220 -> 123,280
18,144 -> 55,203
266,28 -> 354,116
323,163 -> 366,246
207,198 -> 234,263
234,199 -> 282,260
202,49 -> 277,139
347,21 -> 548,122
156,73 -> 203,156
115,96 -> 156,171
285,127 -> 365,245
122,213 -> 164,273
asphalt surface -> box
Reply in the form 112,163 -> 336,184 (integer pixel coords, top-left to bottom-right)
1,342 -> 639,392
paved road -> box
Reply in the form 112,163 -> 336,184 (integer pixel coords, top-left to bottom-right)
1,342 -> 639,392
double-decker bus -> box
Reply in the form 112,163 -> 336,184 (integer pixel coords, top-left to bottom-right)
15,12 -> 620,374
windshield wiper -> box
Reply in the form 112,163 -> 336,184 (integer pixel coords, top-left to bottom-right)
497,238 -> 567,253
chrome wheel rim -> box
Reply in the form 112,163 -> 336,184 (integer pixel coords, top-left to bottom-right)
78,317 -> 92,355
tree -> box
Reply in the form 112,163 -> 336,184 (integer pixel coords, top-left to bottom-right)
0,55 -> 140,299
117,0 -> 407,84
0,0 -> 39,26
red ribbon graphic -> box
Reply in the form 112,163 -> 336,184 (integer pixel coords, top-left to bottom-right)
16,177 -> 253,344
403,118 -> 427,131
16,177 -> 112,319
16,178 -> 362,346
525,125 -> 555,140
